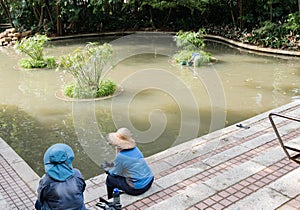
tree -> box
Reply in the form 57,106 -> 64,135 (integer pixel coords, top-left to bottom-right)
0,0 -> 13,27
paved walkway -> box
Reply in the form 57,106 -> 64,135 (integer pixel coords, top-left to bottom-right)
1,101 -> 300,210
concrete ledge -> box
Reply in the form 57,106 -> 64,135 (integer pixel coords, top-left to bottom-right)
205,34 -> 300,57
49,31 -> 300,58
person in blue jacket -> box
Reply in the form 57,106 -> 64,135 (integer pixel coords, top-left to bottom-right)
35,143 -> 86,210
103,128 -> 154,199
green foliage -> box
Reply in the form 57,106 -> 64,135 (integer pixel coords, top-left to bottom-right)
64,83 -> 76,98
239,18 -> 300,50
58,42 -> 116,99
173,29 -> 212,67
45,57 -> 57,69
173,49 -> 193,63
98,80 -> 117,97
14,34 -> 57,69
286,11 -> 300,34
175,29 -> 206,50
63,79 -> 116,98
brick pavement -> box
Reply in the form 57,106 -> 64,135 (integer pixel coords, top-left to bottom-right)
0,101 -> 300,210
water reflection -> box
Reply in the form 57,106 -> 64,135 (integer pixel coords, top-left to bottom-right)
0,35 -> 299,179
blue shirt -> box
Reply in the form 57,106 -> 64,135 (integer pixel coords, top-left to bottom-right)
37,169 -> 86,210
109,147 -> 154,189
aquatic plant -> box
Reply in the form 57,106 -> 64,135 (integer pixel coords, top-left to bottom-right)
58,42 -> 116,98
173,29 -> 211,67
14,34 -> 56,69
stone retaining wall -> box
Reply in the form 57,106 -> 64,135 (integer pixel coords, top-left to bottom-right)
0,28 -> 31,46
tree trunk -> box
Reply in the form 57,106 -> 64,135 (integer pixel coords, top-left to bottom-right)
38,2 -> 44,26
229,0 -> 236,28
165,7 -> 172,24
238,0 -> 243,29
0,0 -> 13,27
298,0 -> 300,11
104,0 -> 110,15
56,2 -> 62,35
149,6 -> 155,29
269,0 -> 273,22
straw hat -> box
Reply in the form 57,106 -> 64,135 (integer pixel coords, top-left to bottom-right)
107,128 -> 136,149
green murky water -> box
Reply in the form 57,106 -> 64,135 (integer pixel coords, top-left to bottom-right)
0,34 -> 299,179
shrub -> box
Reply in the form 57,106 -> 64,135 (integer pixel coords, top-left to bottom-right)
14,34 -> 57,69
173,29 -> 212,67
97,80 -> 117,97
58,42 -> 116,99
286,11 -> 300,34
63,80 -> 116,98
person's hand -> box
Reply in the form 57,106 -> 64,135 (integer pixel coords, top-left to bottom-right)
100,161 -> 114,174
116,147 -> 122,153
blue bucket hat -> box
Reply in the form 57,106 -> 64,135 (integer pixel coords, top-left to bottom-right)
44,143 -> 75,181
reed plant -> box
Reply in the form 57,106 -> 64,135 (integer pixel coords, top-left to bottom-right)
58,42 -> 116,99
14,34 -> 56,69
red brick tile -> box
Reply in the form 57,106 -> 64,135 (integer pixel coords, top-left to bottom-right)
245,177 -> 256,183
267,174 -> 278,181
211,194 -> 223,202
169,184 -> 180,191
260,177 -> 272,184
259,170 -> 270,177
240,187 -> 252,195
190,176 -> 199,183
163,188 -> 173,195
155,198 -> 164,203
295,194 -> 300,201
195,173 -> 205,180
205,207 -> 216,210
225,187 -> 237,194
219,191 -> 230,198
218,199 -> 231,207
240,180 -> 250,186
183,179 -> 194,186
157,190 -> 167,198
273,170 -> 285,177
188,206 -> 200,210
276,204 -> 298,210
235,191 -> 246,199
286,198 -> 300,208
248,184 -> 260,191
202,171 -> 210,177
232,184 -> 244,191
212,203 -> 225,210
203,198 -> 216,206
134,201 -> 145,208
149,194 -> 160,200
227,195 -> 239,203
254,180 -> 265,187
125,205 -> 138,210
252,174 -> 263,180
195,202 -> 208,209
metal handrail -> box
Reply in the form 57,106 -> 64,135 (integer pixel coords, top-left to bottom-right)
269,113 -> 300,164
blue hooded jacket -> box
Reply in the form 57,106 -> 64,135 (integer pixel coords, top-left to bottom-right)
36,143 -> 86,210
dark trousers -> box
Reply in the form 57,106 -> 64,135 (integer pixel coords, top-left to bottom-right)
106,174 -> 154,199
35,200 -> 41,210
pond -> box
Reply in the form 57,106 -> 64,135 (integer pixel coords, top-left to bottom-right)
0,32 -> 299,179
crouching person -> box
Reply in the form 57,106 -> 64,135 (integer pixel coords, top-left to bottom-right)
103,128 -> 154,199
35,143 -> 87,210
